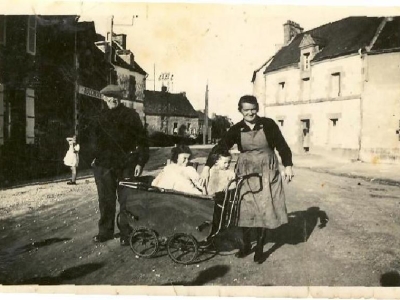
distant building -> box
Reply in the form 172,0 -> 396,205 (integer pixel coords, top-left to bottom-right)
144,87 -> 201,137
95,33 -> 147,121
253,17 -> 400,163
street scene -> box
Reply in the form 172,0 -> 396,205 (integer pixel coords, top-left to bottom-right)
0,147 -> 400,286
1,1 -> 400,292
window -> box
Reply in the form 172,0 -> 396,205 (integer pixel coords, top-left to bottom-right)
302,52 -> 310,70
278,81 -> 285,103
27,15 -> 37,55
301,77 -> 310,101
0,85 -> 4,145
26,89 -> 35,144
330,118 -> 338,127
328,117 -> 340,147
331,72 -> 341,98
0,15 -> 6,45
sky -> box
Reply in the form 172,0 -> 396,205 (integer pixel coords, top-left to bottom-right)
2,1 -> 400,122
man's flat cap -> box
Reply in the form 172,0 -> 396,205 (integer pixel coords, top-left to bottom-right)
100,84 -> 123,98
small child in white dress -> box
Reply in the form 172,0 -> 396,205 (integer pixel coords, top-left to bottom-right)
206,151 -> 236,196
63,135 -> 80,185
152,144 -> 205,195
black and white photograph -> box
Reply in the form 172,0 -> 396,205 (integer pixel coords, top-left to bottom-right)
1,0 -> 400,296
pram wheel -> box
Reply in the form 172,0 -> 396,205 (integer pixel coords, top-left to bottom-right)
167,233 -> 199,264
129,227 -> 159,258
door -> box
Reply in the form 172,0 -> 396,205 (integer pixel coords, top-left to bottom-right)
301,119 -> 310,152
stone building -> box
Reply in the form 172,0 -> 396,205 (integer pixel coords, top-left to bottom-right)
0,15 -> 109,183
95,33 -> 147,121
252,17 -> 400,163
144,87 -> 200,136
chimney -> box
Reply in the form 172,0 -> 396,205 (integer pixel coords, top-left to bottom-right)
161,85 -> 168,92
283,20 -> 303,46
113,33 -> 127,49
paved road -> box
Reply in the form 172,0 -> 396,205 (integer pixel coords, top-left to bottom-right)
1,160 -> 400,286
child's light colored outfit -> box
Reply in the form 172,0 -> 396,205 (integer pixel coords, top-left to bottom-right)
152,164 -> 203,195
64,142 -> 80,167
207,168 -> 236,195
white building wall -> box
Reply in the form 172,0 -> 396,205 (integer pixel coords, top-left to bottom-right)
252,71 -> 266,116
261,54 -> 364,159
360,52 -> 400,163
115,65 -> 146,122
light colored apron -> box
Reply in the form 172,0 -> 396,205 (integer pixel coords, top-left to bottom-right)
236,128 -> 288,228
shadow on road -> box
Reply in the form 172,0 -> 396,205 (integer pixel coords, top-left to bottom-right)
380,271 -> 400,286
256,206 -> 329,264
11,262 -> 105,285
163,265 -> 230,286
19,237 -> 72,253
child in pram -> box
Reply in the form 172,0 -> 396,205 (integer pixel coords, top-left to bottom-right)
152,144 -> 206,195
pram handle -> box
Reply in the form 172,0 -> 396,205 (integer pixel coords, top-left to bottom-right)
207,173 -> 263,240
119,181 -> 165,193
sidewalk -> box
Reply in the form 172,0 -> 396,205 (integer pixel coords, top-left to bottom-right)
2,147 -> 399,191
293,153 -> 400,186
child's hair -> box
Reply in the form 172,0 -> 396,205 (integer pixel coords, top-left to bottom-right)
210,150 -> 231,166
170,144 -> 192,163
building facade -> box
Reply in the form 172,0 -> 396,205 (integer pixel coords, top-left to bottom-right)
144,88 -> 201,137
95,33 -> 147,121
253,17 -> 400,163
0,15 -> 110,183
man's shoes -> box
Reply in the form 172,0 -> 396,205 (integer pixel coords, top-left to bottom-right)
235,246 -> 252,258
120,237 -> 130,246
67,181 -> 77,185
93,235 -> 113,243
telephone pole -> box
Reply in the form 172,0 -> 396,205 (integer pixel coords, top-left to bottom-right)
108,15 -> 114,84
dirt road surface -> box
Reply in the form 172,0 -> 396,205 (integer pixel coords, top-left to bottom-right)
1,148 -> 400,286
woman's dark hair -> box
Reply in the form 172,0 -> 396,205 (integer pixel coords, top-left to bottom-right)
209,149 -> 232,166
170,144 -> 192,163
238,95 -> 259,112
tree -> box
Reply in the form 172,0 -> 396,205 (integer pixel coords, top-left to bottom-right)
211,115 -> 232,142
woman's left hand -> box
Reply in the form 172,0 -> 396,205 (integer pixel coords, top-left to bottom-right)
282,166 -> 294,183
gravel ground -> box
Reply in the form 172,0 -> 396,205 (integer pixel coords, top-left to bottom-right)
1,147 -> 400,287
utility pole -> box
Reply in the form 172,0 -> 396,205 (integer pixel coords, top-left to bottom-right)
74,17 -> 79,138
109,15 -> 114,84
203,82 -> 209,145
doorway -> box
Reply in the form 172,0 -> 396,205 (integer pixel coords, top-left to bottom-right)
301,119 -> 310,152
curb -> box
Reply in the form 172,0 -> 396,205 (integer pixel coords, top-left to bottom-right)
295,165 -> 400,187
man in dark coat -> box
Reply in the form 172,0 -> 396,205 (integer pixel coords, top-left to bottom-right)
92,84 -> 149,245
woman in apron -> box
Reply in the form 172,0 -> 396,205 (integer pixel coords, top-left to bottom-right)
200,95 -> 294,263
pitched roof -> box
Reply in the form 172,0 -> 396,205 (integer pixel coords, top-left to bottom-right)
144,90 -> 198,118
264,17 -> 388,73
114,54 -> 147,75
371,17 -> 400,51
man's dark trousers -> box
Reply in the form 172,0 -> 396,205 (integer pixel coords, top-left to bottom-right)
93,165 -> 130,238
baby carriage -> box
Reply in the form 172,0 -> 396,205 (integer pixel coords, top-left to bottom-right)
116,172 -> 262,265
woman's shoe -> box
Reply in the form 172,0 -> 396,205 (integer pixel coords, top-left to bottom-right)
253,246 -> 263,263
67,181 -> 76,185
235,246 -> 252,258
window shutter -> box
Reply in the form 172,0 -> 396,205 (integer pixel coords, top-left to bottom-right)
26,88 -> 35,144
27,16 -> 36,55
0,85 -> 4,145
0,16 -> 6,45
